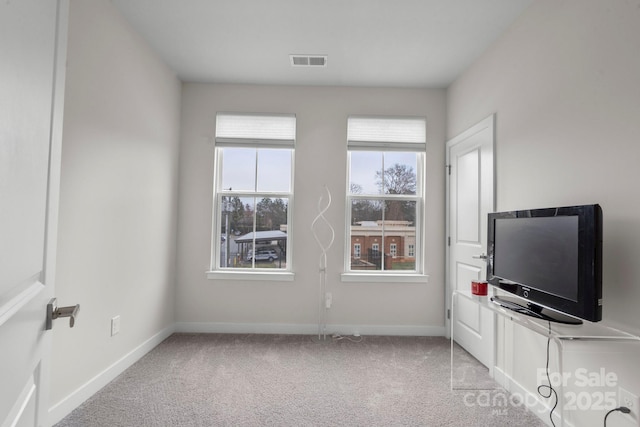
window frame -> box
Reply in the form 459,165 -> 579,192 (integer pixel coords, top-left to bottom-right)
342,116 -> 428,282
207,113 -> 295,280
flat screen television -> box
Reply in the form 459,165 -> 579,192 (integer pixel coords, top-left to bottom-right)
487,204 -> 603,324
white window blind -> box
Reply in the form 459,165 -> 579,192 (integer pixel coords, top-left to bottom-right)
347,116 -> 426,151
216,113 -> 296,148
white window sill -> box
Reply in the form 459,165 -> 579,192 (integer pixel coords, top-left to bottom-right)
206,270 -> 295,282
340,273 -> 429,283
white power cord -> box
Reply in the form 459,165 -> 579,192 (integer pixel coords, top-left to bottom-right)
332,334 -> 363,343
311,186 -> 335,341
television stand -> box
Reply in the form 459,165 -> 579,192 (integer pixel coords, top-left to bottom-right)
490,295 -> 582,325
451,290 -> 640,427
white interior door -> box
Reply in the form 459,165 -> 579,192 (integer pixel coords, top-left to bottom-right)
0,1 -> 68,426
446,115 -> 495,369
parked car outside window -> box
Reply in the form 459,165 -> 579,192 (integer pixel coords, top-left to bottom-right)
247,248 -> 279,262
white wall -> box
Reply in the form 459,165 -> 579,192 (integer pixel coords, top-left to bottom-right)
176,84 -> 446,335
447,1 -> 640,425
50,0 -> 181,420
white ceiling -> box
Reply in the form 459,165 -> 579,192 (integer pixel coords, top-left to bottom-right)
111,0 -> 533,88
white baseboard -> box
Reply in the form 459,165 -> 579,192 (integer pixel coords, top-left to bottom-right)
493,366 -> 569,427
47,324 -> 175,426
175,321 -> 446,337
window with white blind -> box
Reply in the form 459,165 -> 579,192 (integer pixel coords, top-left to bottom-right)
209,113 -> 295,278
345,116 -> 425,276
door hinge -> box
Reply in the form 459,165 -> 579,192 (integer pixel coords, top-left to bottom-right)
447,309 -> 451,320
446,164 -> 451,175
447,236 -> 451,246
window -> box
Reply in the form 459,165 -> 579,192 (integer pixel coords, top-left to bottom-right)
354,243 -> 361,259
346,116 -> 425,274
211,113 -> 295,274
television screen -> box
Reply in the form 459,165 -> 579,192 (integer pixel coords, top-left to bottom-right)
487,204 -> 602,324
493,216 -> 579,301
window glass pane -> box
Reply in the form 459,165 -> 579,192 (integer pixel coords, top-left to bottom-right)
385,199 -> 416,224
256,197 -> 288,232
254,197 -> 288,270
219,197 -> 255,269
233,197 -> 256,237
221,148 -> 256,191
350,200 -> 383,271
351,198 -> 382,224
382,152 -> 417,195
350,151 -> 383,195
384,200 -> 416,271
256,149 -> 291,192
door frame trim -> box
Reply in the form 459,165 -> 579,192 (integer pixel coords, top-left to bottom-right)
40,2 -> 70,426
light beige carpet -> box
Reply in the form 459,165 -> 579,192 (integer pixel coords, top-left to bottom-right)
55,334 -> 545,427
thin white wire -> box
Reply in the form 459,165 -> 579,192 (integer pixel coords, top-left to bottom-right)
311,186 -> 335,340
332,334 -> 363,343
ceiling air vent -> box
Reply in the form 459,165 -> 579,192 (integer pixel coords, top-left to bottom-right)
290,54 -> 327,67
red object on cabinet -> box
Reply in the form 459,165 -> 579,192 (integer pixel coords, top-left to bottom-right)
471,281 -> 488,296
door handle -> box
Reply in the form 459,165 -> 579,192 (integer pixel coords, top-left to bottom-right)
472,253 -> 488,261
46,298 -> 80,330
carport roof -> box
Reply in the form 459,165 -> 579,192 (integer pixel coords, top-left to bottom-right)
235,230 -> 287,243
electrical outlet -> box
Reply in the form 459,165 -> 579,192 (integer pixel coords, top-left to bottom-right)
619,387 -> 639,425
111,315 -> 120,336
325,292 -> 332,309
